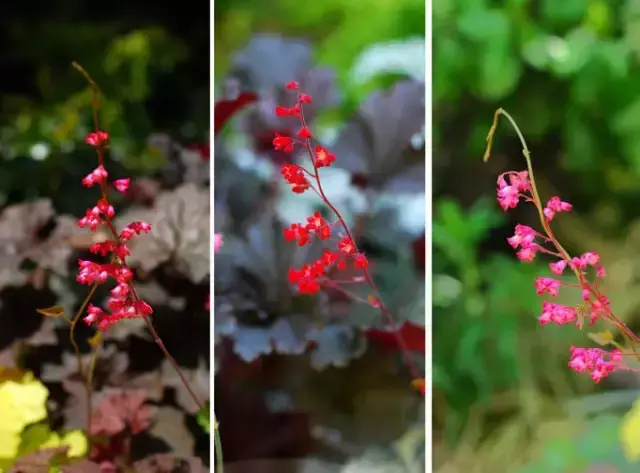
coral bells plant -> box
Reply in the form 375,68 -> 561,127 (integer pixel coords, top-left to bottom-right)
484,108 -> 640,384
38,63 -> 207,448
272,80 -> 424,393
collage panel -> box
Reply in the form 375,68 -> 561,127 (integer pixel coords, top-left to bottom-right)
0,2 -> 212,471
213,0 -> 427,472
433,0 -> 640,472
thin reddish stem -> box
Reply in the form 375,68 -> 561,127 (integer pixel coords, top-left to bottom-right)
297,106 -> 421,381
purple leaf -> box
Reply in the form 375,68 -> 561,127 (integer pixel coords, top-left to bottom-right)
331,80 -> 425,189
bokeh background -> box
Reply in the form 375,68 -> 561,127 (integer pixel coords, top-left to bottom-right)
434,0 -> 640,471
213,0 -> 426,472
0,2 -> 211,469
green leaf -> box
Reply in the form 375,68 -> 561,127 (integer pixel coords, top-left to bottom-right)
18,424 -> 52,456
197,401 -> 211,434
563,110 -> 597,172
457,9 -> 510,43
548,28 -> 596,78
541,0 -> 588,26
522,33 -> 551,70
477,41 -> 521,100
612,98 -> 640,136
588,330 -> 615,346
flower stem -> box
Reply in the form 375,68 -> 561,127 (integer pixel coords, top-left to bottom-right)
485,108 -> 640,347
298,110 -> 421,382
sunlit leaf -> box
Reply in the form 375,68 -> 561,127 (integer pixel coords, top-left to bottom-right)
197,402 -> 211,434
36,305 -> 65,318
621,398 -> 640,462
0,373 -> 49,459
588,330 -> 615,346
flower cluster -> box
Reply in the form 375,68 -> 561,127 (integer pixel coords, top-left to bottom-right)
569,346 -> 622,383
267,80 -> 424,396
271,82 -> 370,296
77,131 -> 153,331
496,166 -> 624,383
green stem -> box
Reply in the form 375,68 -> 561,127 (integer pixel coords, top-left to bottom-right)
85,340 -> 101,437
485,108 -> 640,349
214,414 -> 224,473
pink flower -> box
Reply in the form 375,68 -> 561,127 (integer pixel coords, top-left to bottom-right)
549,259 -> 567,275
497,179 -> 519,210
113,178 -> 131,194
534,277 -> 561,297
73,132 -> 154,330
214,233 -> 224,253
85,131 -> 109,147
82,165 -> 108,188
568,347 -> 620,383
543,196 -> 572,221
507,224 -> 536,249
538,301 -> 576,326
516,244 -> 538,262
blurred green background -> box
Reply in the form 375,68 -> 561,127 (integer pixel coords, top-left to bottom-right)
0,2 -> 209,214
434,0 -> 640,471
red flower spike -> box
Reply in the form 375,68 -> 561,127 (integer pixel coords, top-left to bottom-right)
284,223 -> 311,246
354,254 -> 369,269
85,131 -> 109,147
273,133 -> 293,151
281,163 -> 310,194
274,80 -> 425,390
320,249 -> 339,267
286,81 -> 300,90
314,146 -> 335,168
297,127 -> 312,139
338,236 -> 356,255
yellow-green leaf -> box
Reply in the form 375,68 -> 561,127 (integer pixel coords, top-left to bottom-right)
18,424 -> 53,456
588,330 -> 615,346
18,425 -> 87,462
621,398 -> 640,462
88,331 -> 102,348
60,431 -> 87,458
36,306 -> 65,318
0,373 -> 49,459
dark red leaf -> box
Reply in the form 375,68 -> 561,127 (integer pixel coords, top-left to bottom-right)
90,389 -> 155,437
363,321 -> 425,353
214,92 -> 258,136
185,143 -> 210,160
411,232 -> 426,273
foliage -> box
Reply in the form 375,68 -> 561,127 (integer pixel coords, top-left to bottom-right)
434,0 -> 640,202
0,371 -> 87,470
214,32 -> 425,468
434,0 -> 640,470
